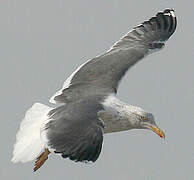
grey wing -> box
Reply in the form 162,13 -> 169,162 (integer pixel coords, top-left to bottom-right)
44,98 -> 104,162
50,9 -> 177,104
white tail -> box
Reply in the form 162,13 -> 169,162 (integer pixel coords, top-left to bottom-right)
11,103 -> 52,163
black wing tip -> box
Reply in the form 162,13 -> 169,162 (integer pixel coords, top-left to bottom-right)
141,8 -> 177,43
163,9 -> 176,16
156,8 -> 177,33
158,9 -> 176,18
133,8 -> 177,43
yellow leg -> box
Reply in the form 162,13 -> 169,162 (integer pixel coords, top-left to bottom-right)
33,148 -> 51,172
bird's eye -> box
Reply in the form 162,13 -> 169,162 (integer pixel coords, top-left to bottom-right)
140,116 -> 147,121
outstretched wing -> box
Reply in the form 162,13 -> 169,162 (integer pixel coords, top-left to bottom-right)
44,98 -> 104,162
50,9 -> 177,104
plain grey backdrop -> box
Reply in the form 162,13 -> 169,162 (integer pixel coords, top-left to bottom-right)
1,0 -> 193,179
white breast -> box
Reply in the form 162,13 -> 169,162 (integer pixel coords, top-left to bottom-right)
100,94 -> 142,133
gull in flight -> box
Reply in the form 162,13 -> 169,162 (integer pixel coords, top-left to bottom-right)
11,9 -> 177,171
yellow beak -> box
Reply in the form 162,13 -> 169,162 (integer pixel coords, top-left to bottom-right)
148,125 -> 165,139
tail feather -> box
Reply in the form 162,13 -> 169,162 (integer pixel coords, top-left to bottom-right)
11,103 -> 52,163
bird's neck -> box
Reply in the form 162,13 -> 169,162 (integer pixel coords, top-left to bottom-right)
100,94 -> 142,134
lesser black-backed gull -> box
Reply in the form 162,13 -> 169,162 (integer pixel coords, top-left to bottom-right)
11,9 -> 177,171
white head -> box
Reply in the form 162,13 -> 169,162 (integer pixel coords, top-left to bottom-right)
102,95 -> 165,138
127,106 -> 165,138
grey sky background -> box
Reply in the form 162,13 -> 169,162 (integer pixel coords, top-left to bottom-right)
1,0 -> 194,179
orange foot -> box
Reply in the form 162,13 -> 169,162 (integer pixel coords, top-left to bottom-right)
34,148 -> 51,172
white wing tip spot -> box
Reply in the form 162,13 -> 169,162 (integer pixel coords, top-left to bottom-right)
170,10 -> 175,17
164,10 -> 175,17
